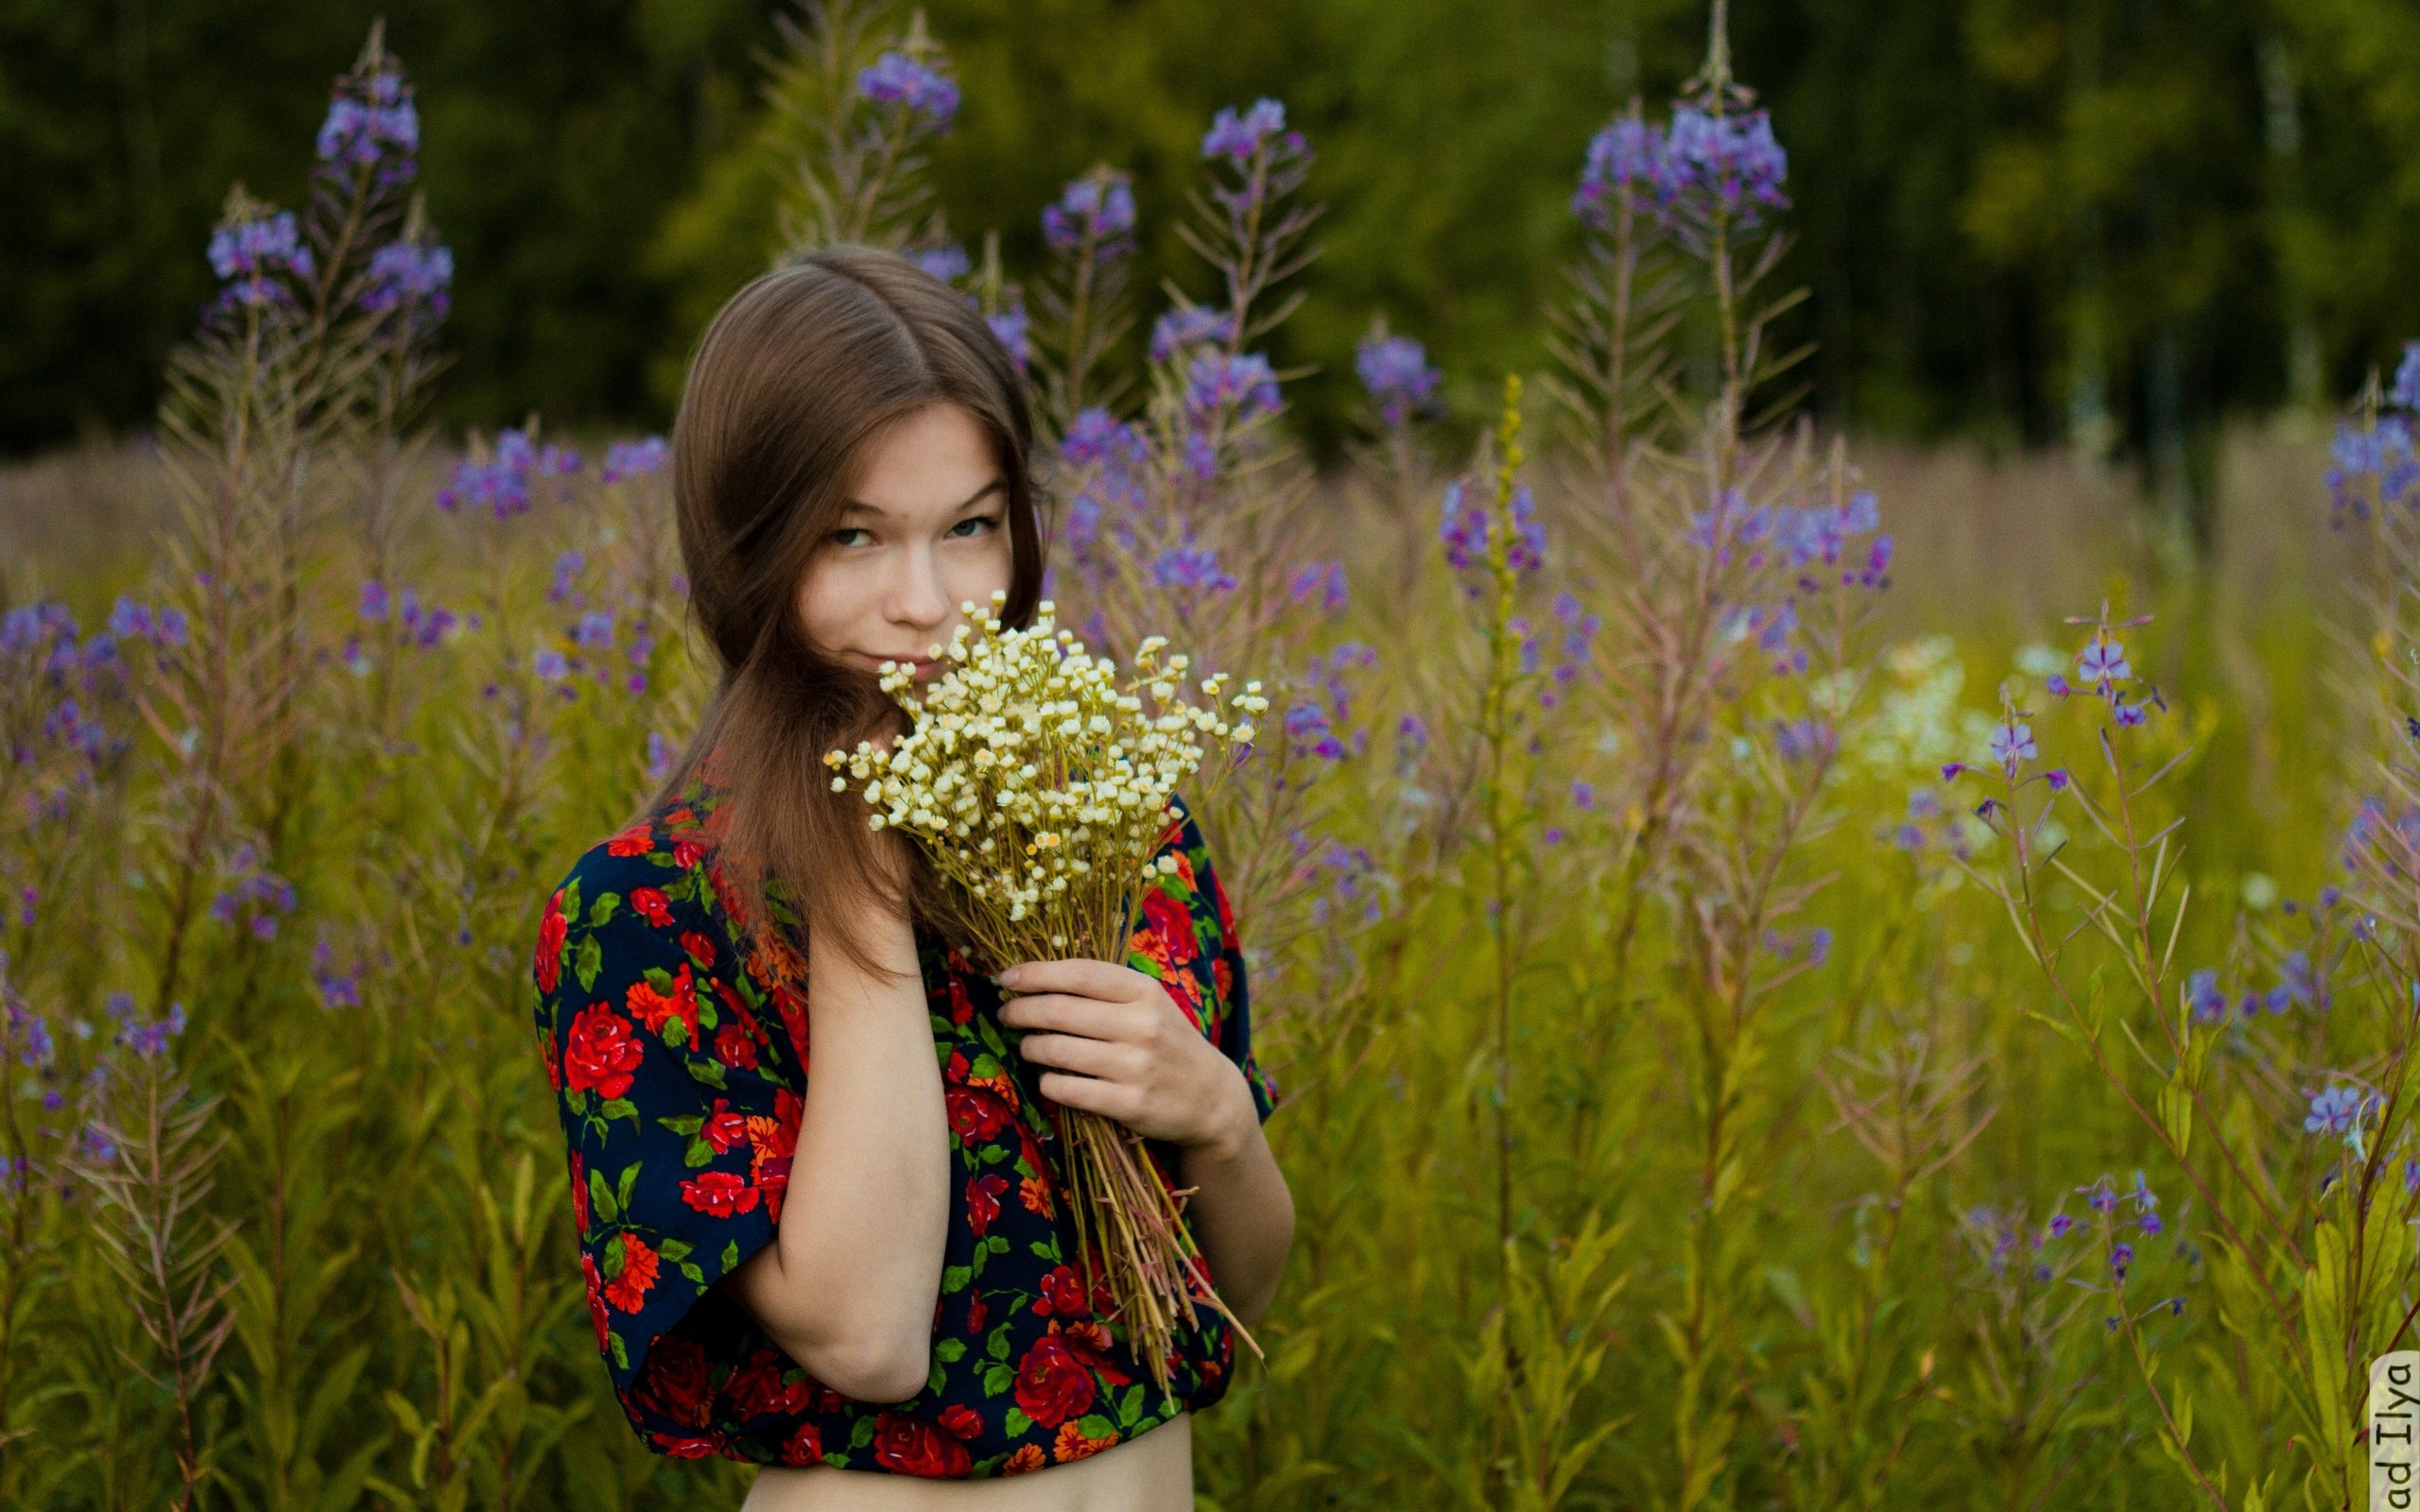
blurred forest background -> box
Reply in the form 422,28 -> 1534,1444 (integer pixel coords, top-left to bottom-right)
8,0 -> 2420,546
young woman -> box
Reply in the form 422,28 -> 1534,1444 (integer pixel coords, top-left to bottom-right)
530,248 -> 1294,1509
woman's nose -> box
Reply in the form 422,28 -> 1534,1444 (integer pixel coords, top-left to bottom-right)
887,544 -> 950,627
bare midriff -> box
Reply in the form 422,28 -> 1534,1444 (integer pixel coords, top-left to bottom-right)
738,1409 -> 1192,1512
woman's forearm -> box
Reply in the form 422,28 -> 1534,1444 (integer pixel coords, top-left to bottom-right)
1173,1075 -> 1294,1332
724,891 -> 951,1401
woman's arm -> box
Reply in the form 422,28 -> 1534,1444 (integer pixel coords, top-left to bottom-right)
1170,1078 -> 1295,1331
721,875 -> 950,1402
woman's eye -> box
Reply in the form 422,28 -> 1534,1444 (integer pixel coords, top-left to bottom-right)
951,514 -> 1002,539
831,527 -> 871,547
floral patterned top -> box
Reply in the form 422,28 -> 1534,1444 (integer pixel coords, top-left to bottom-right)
529,761 -> 1280,1474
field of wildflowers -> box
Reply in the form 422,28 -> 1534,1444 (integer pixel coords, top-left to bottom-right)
9,4 -> 2420,1509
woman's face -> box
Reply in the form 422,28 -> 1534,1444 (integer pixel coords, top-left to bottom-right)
797,401 -> 1013,686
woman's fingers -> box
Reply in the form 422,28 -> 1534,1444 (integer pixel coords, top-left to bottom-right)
996,989 -> 1143,1041
1014,1031 -> 1143,1081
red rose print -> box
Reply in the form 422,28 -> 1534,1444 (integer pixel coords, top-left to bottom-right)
680,929 -> 716,967
1013,1332 -> 1096,1429
873,1412 -> 973,1477
607,825 -> 653,857
1140,890 -> 1200,970
631,886 -> 675,928
680,1170 -> 760,1218
535,892 -> 567,994
637,1333 -> 715,1427
539,1024 -> 562,1092
1213,955 -> 1233,1005
937,1403 -> 983,1441
1001,1444 -> 1047,1475
627,966 -> 699,1046
944,977 -> 975,1025
967,1291 -> 987,1333
1214,874 -> 1236,937
581,1252 -> 610,1349
564,1004 -> 646,1100
727,1349 -> 817,1419
702,1099 -> 749,1154
651,1433 -> 719,1458
779,1420 -> 825,1467
966,1174 -> 1008,1238
570,1151 -> 590,1233
1159,966 -> 1204,1027
945,1086 -> 1010,1145
674,837 -> 706,869
714,1022 -> 758,1070
1034,1263 -> 1090,1318
1061,1319 -> 1134,1387
603,1233 -> 659,1313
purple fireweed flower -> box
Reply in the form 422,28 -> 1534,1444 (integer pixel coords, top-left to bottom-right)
2277,950 -> 2321,1011
1042,171 -> 1137,258
2110,1242 -> 2134,1283
1150,306 -> 1236,365
1571,780 -> 1597,810
646,730 -> 678,784
2076,637 -> 2131,691
571,610 -> 615,651
120,1001 -> 187,1058
1990,719 -> 2036,777
1283,703 -> 1343,760
2114,697 -> 2148,728
1573,114 -> 1668,230
2082,1176 -> 2118,1212
1184,350 -> 1281,421
1657,105 -> 1790,229
311,936 -> 364,1010
1356,333 -> 1443,427
2047,1212 -> 2077,1239
436,427 -> 576,517
1506,486 -> 1547,574
856,51 -> 959,130
2305,1083 -> 2376,1139
2392,341 -> 2420,413
1774,717 -> 1833,763
1150,533 -> 1236,594
532,648 -> 570,680
1394,713 -> 1429,770
1287,561 -> 1347,614
1201,97 -> 1296,164
986,300 -> 1029,376
2187,969 -> 2226,1023
1061,407 -> 1150,472
208,210 -> 315,308
907,243 -> 972,284
359,241 -> 452,316
595,435 -> 663,484
2325,418 -> 2420,521
358,580 -> 392,622
546,553 -> 585,607
316,63 -> 419,180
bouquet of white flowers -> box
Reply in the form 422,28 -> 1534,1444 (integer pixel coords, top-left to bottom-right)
823,588 -> 1270,1391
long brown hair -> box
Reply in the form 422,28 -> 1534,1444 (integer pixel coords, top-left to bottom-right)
643,246 -> 1047,985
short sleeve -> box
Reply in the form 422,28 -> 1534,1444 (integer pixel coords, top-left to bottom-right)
1133,793 -> 1280,1125
532,843 -> 795,1421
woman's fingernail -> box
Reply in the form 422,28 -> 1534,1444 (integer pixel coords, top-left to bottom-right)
995,968 -> 1018,988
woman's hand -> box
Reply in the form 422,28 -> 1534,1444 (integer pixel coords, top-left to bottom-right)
993,958 -> 1254,1156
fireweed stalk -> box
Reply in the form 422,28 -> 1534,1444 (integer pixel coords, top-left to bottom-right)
1958,593 -> 2420,1506
824,591 -> 1270,1392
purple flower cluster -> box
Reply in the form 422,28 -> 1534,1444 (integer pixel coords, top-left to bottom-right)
1057,408 -> 1150,562
316,62 -> 420,184
2324,338 -> 2420,522
356,581 -> 458,649
1150,306 -> 1236,366
360,241 -> 452,317
1287,561 -> 1348,616
601,436 -> 668,483
985,299 -> 1030,376
1438,481 -> 1547,593
2045,1172 -> 2165,1285
1687,490 -> 1891,588
104,596 -> 190,650
1201,98 -> 1302,165
908,243 -> 971,284
2392,341 -> 2420,412
2184,961 -> 2307,1024
856,51 -> 959,130
1356,332 -> 1444,427
1149,531 -> 1236,595
312,935 -> 365,1009
1042,171 -> 1137,261
1282,643 -> 1375,765
211,844 -> 297,943
208,210 -> 316,309
2304,1081 -> 2380,1142
1538,591 -> 1601,710
2045,629 -> 2163,727
1288,832 -> 1384,927
104,990 -> 188,1060
1184,350 -> 1281,422
1573,103 -> 1790,237
435,428 -> 580,518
